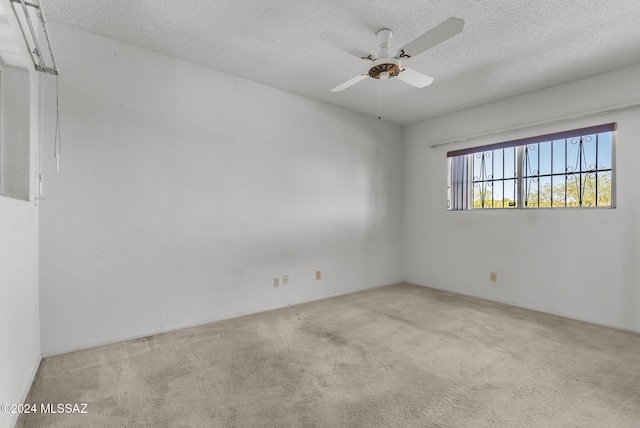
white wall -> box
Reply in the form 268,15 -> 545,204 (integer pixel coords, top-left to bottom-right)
405,64 -> 640,333
39,24 -> 404,355
0,74 -> 40,428
0,198 -> 40,428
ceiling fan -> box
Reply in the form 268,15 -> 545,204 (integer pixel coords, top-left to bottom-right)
321,18 -> 464,92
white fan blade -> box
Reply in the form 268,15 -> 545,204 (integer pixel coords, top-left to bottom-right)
396,68 -> 434,88
331,74 -> 368,92
397,17 -> 464,58
321,33 -> 374,60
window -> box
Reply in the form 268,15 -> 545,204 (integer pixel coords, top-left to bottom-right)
447,123 -> 615,210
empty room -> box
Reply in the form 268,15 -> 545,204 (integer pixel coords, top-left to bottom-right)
2,0 -> 640,427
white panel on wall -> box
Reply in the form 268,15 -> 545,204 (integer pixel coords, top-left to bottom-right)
39,24 -> 404,355
0,66 -> 30,200
404,64 -> 640,333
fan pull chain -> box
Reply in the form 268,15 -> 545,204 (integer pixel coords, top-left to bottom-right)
378,79 -> 382,119
36,67 -> 45,204
54,75 -> 62,174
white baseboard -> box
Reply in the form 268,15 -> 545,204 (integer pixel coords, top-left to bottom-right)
9,354 -> 42,428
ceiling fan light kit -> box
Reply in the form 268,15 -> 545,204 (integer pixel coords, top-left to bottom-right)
321,17 -> 465,92
368,59 -> 401,80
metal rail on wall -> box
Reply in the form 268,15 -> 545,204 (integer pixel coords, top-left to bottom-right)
7,0 -> 62,204
9,0 -> 58,75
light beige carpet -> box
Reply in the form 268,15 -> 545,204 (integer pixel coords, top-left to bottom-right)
18,283 -> 640,427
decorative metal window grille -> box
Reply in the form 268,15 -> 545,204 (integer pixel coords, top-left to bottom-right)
469,147 -> 518,209
447,123 -> 615,210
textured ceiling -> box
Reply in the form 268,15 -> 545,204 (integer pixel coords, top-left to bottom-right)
42,0 -> 640,125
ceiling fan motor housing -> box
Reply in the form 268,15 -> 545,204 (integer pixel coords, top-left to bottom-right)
368,57 -> 401,79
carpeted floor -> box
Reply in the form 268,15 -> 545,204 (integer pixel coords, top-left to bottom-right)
17,283 -> 640,427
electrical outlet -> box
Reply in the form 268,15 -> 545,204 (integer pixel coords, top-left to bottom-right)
283,275 -> 289,285
273,277 -> 279,287
490,272 -> 497,282
316,270 -> 321,280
